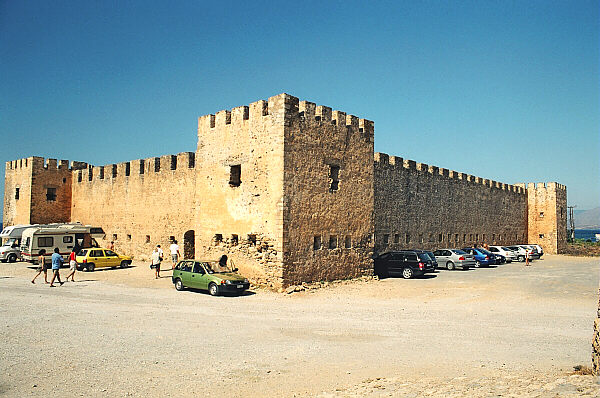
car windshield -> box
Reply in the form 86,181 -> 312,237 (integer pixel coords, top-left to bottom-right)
2,238 -> 18,248
452,249 -> 467,255
501,247 -> 511,251
204,261 -> 235,274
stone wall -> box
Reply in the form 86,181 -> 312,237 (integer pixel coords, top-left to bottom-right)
374,152 -> 529,253
282,97 -> 375,285
520,182 -> 567,254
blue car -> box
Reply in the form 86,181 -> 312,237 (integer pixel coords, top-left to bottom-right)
462,248 -> 493,267
478,248 -> 503,264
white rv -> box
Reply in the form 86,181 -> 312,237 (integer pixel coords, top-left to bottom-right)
0,224 -> 34,262
20,224 -> 105,264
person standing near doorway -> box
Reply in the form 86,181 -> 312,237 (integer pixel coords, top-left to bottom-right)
169,240 -> 181,269
49,248 -> 64,287
151,247 -> 162,279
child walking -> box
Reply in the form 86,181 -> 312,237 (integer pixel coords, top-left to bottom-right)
31,249 -> 48,284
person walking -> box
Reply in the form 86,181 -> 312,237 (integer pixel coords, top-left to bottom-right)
49,248 -> 64,287
169,239 -> 181,269
31,249 -> 48,284
64,248 -> 78,282
151,247 -> 162,279
525,248 -> 531,266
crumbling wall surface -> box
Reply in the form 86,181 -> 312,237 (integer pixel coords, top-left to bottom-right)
523,182 -> 567,254
71,153 -> 197,261
282,96 -> 375,285
374,153 -> 528,253
193,94 -> 287,288
3,158 -> 34,226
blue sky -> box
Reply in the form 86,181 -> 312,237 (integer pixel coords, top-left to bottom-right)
1,0 -> 598,219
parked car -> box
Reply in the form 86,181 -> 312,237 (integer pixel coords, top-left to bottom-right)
530,244 -> 543,257
374,251 -> 435,279
422,251 -> 438,270
521,245 -> 541,259
477,248 -> 500,264
507,245 -> 535,262
432,249 -> 476,270
462,248 -> 493,267
172,260 -> 250,296
488,246 -> 516,263
0,238 -> 21,263
76,248 -> 132,272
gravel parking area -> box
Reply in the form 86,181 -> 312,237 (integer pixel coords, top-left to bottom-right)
0,255 -> 598,397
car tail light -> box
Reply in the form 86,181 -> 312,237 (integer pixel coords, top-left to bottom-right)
458,256 -> 465,261
485,256 -> 489,260
419,262 -> 424,270
83,259 -> 87,263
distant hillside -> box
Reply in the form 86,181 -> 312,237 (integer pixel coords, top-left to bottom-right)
570,207 -> 600,229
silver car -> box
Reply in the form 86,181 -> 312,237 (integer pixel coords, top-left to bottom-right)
432,249 -> 476,270
488,246 -> 515,263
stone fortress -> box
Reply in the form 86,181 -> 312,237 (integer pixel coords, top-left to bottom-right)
3,93 -> 567,288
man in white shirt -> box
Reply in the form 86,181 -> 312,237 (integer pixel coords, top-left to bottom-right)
169,240 -> 181,269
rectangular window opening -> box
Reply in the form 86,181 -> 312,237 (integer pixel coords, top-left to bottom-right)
139,160 -> 145,175
154,157 -> 160,172
313,235 -> 322,250
455,234 -> 459,242
99,167 -> 105,179
127,234 -> 132,241
438,234 -> 442,242
393,234 -> 399,244
247,234 -> 257,245
539,212 -> 544,218
344,235 -> 352,249
112,234 -> 118,241
328,165 -> 340,193
15,188 -> 19,200
383,234 -> 389,245
405,234 -> 410,244
77,172 -> 82,182
125,162 -> 130,176
539,233 -> 544,239
188,153 -> 195,168
329,235 -> 338,249
112,164 -> 117,178
214,234 -> 223,244
145,235 -> 151,243
231,234 -> 238,246
171,156 -> 177,170
46,187 -> 57,201
88,167 -> 93,181
229,165 -> 241,187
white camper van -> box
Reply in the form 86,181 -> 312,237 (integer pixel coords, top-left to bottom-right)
0,224 -> 34,262
20,224 -> 105,264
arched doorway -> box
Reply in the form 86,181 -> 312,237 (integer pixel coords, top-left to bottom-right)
184,230 -> 195,259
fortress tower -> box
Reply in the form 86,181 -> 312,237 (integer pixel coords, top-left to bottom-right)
523,182 -> 567,254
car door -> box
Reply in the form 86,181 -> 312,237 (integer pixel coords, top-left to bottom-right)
188,262 -> 206,289
89,249 -> 106,268
104,249 -> 120,267
388,253 -> 403,273
177,261 -> 193,286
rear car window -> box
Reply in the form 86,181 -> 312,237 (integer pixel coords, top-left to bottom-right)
77,249 -> 88,256
418,253 -> 430,262
405,254 -> 418,261
451,249 -> 466,255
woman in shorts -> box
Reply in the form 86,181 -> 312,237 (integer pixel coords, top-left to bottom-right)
31,249 -> 48,284
64,248 -> 78,282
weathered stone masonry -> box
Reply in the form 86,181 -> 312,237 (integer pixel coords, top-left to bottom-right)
3,93 -> 567,287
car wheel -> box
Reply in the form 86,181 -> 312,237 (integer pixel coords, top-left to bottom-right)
208,282 -> 219,296
7,254 -> 17,263
446,261 -> 455,271
402,268 -> 413,279
120,261 -> 128,268
174,278 -> 184,291
87,263 -> 95,272
474,260 -> 480,268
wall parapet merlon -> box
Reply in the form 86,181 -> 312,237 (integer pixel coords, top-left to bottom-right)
5,156 -> 91,172
374,151 -> 527,195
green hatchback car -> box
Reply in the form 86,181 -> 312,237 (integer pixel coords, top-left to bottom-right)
172,260 -> 250,296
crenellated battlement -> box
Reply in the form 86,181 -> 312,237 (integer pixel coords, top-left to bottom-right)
198,93 -> 374,143
5,156 -> 88,172
73,152 -> 196,183
374,152 -> 527,194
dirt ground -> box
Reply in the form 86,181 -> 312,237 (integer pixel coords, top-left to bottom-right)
0,255 -> 599,397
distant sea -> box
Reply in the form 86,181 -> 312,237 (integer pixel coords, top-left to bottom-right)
575,229 -> 600,242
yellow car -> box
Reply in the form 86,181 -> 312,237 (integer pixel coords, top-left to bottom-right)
76,248 -> 132,272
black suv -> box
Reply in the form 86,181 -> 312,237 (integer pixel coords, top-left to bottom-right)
374,250 -> 435,279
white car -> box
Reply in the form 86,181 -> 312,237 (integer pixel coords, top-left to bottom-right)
507,245 -> 536,262
529,244 -> 543,257
488,246 -> 515,263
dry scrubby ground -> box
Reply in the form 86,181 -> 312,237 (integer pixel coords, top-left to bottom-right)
564,242 -> 600,257
0,255 -> 599,397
